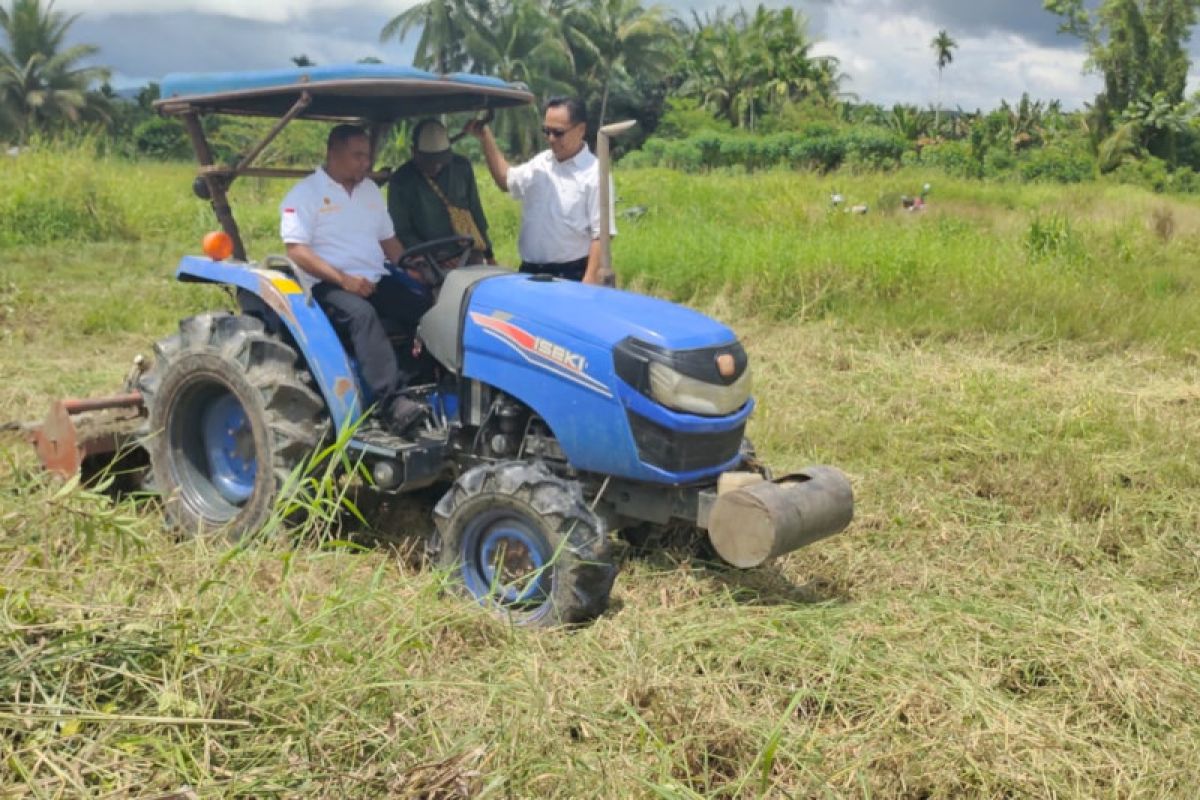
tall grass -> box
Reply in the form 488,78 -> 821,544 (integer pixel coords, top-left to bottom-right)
2,145 -> 1200,796
6,144 -> 1200,350
611,168 -> 1200,353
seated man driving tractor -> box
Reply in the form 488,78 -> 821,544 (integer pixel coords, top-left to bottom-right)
281,124 -> 431,434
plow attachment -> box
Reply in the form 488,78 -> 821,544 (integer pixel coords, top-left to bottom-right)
25,392 -> 148,487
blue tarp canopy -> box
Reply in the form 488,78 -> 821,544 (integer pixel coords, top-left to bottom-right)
156,64 -> 533,122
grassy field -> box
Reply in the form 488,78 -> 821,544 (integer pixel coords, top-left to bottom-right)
2,147 -> 1199,797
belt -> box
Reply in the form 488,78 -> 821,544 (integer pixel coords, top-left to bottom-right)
519,257 -> 588,280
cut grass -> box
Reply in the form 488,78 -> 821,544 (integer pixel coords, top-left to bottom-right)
2,156 -> 1200,796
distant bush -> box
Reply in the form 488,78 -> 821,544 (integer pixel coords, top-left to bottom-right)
915,140 -> 979,178
626,126 -> 905,173
788,133 -> 846,171
1104,157 -> 1186,193
133,117 -> 191,161
843,128 -> 908,171
983,148 -> 1018,179
655,97 -> 734,139
1018,144 -> 1095,184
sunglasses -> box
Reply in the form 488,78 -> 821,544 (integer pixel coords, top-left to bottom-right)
542,124 -> 580,139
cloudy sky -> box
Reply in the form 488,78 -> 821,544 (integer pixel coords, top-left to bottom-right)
56,0 -> 1123,109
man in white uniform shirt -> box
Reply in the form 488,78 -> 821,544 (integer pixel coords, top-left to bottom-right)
467,96 -> 614,284
280,124 -> 431,433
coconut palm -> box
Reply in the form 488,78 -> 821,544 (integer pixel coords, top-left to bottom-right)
380,0 -> 471,74
0,0 -> 109,142
678,6 -> 843,130
564,0 -> 676,127
461,0 -> 575,155
680,14 -> 760,129
931,28 -> 957,130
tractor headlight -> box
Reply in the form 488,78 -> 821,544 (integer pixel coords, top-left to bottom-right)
647,361 -> 752,416
613,337 -> 752,417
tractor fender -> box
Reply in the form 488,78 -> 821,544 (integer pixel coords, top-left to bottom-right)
174,256 -> 363,431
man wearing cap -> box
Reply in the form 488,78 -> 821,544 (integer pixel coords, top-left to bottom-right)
388,118 -> 494,264
281,123 -> 430,435
466,96 -> 614,284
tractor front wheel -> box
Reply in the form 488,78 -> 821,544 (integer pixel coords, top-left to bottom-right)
430,461 -> 617,627
140,313 -> 327,537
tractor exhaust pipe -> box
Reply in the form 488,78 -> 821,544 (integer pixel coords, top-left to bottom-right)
706,466 -> 854,568
596,119 -> 637,287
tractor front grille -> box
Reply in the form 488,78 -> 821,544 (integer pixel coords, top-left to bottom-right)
626,410 -> 744,475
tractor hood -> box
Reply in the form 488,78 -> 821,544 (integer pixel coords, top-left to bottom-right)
467,274 -> 738,352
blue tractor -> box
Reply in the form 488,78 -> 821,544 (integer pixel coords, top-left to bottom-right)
38,65 -> 854,626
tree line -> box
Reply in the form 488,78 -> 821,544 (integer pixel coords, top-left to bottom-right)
5,0 -> 1200,190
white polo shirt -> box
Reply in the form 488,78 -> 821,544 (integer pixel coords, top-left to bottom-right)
507,145 -> 616,264
280,167 -> 395,289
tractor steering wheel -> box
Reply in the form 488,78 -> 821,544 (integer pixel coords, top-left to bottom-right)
396,235 -> 474,288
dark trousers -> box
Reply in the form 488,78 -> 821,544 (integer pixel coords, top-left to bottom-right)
519,256 -> 589,282
312,274 -> 432,404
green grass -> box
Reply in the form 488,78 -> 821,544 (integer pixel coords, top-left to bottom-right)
2,147 -> 1199,796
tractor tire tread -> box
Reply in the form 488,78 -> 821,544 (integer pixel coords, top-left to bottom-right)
431,460 -> 617,627
138,311 -> 327,538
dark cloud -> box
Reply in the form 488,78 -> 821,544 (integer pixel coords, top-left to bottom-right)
902,0 -> 1072,48
72,6 -> 412,85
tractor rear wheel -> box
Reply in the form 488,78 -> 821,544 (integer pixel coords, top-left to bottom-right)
139,312 -> 327,538
430,461 -> 618,627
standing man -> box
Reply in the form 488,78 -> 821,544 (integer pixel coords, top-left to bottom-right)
466,96 -> 614,284
281,124 -> 430,434
388,118 -> 494,264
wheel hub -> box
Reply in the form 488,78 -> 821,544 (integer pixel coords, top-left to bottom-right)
200,392 -> 257,505
463,515 -> 551,607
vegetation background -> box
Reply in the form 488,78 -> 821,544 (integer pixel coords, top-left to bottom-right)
9,0 -> 1200,193
2,0 -> 1200,796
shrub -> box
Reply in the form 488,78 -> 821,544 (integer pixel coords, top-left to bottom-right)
661,139 -> 703,172
656,97 -> 733,139
842,128 -> 907,170
918,140 -> 979,178
788,134 -> 846,172
627,126 -> 908,174
1107,157 -> 1172,193
1019,145 -> 1095,184
133,117 -> 191,160
983,148 -> 1018,179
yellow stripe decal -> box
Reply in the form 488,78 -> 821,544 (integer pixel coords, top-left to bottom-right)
269,276 -> 303,295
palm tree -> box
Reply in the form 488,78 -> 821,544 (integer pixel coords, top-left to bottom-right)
0,0 -> 109,142
931,29 -> 957,131
380,0 -> 470,74
678,10 -> 764,129
678,6 -> 842,130
565,0 -> 676,127
461,0 -> 575,155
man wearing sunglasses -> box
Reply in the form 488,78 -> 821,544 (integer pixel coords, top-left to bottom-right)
466,96 -> 614,284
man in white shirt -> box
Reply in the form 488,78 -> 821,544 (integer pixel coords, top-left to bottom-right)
280,124 -> 430,433
467,96 -> 614,284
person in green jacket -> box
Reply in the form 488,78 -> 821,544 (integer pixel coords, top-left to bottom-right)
387,118 -> 494,265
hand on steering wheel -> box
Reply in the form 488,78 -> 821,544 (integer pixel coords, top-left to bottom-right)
395,235 -> 474,288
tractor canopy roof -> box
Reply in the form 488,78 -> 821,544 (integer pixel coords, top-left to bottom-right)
155,63 -> 534,122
